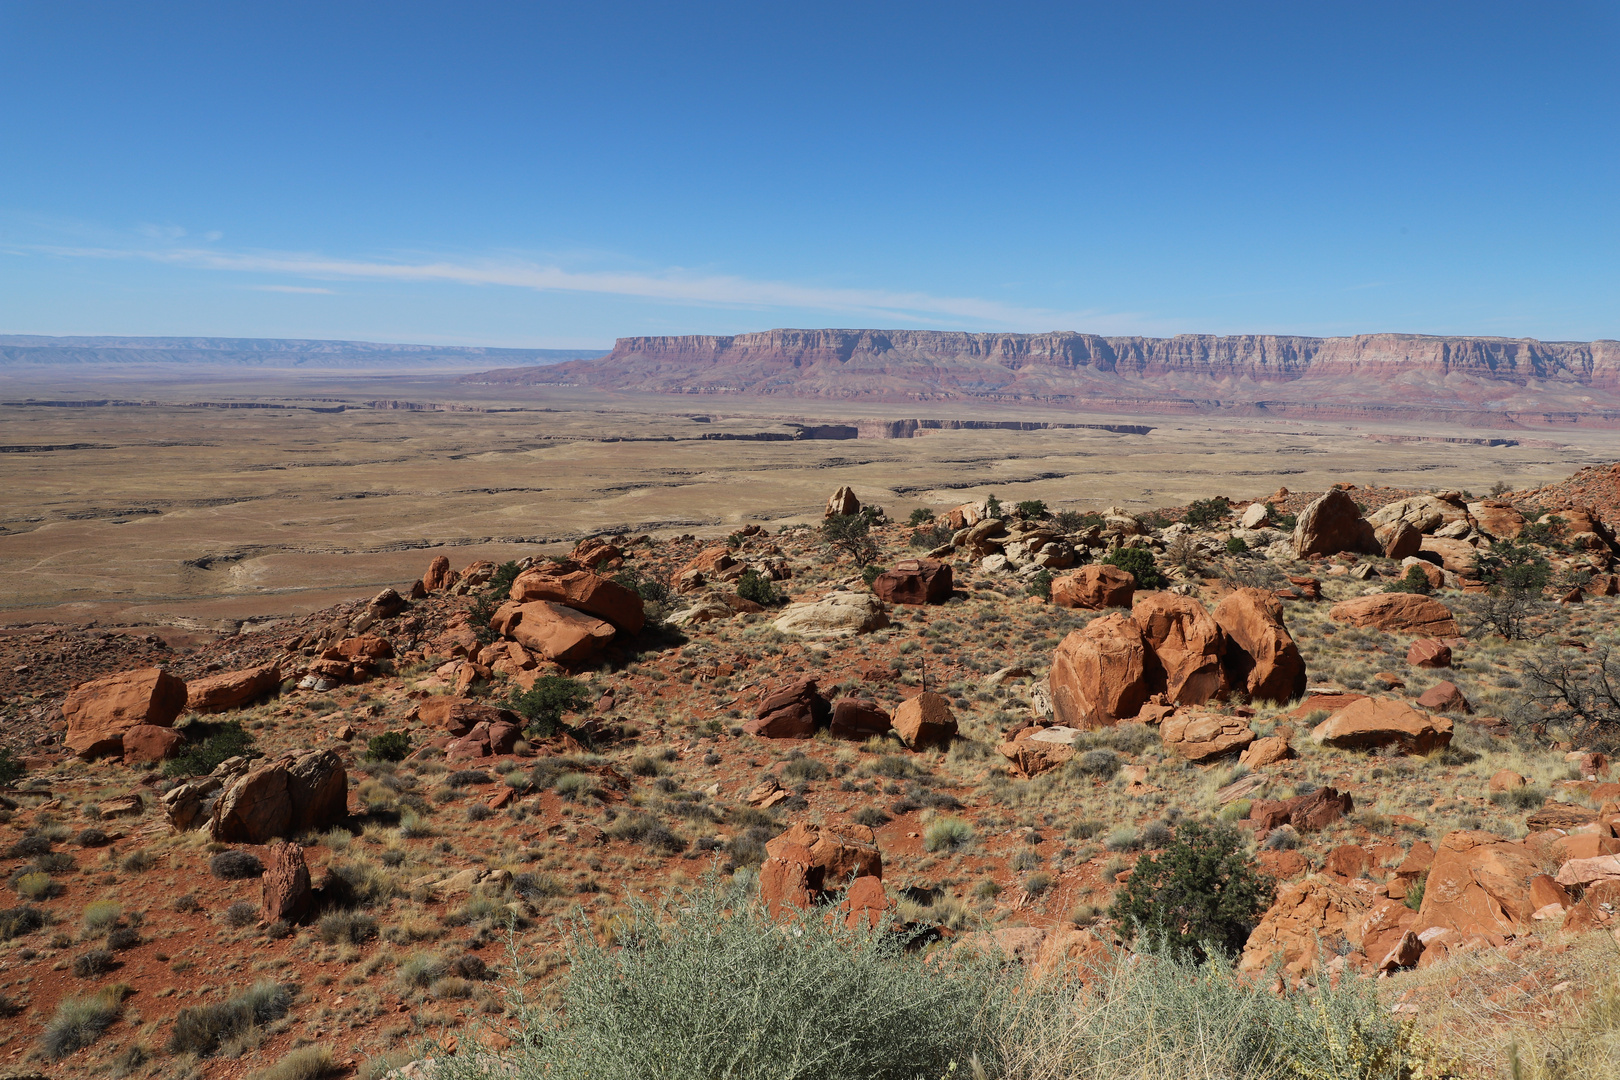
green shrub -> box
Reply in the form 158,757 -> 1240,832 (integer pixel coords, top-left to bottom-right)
984,494 -> 1003,518
318,912 -> 378,945
1102,546 -> 1167,590
248,1044 -> 339,1080
366,730 -> 412,762
73,949 -> 117,978
0,904 -> 45,940
735,569 -> 785,607
42,984 -> 128,1059
1026,569 -> 1053,600
605,814 -> 686,855
822,513 -> 878,565
0,746 -> 25,786
507,675 -> 591,737
1489,785 -> 1547,810
1266,503 -> 1297,529
1404,871 -> 1427,912
908,522 -> 955,550
168,981 -> 293,1057
782,756 -> 829,782
1055,510 -> 1104,532
1110,820 -> 1273,962
552,772 -> 598,802
1384,564 -> 1433,595
1015,499 -> 1048,519
433,883 -> 1008,1080
610,567 -> 673,625
1182,497 -> 1231,527
1225,536 -> 1249,555
923,816 -> 974,853
396,951 -> 448,989
907,507 -> 935,527
81,901 -> 123,935
14,871 -> 55,899
163,721 -> 254,778
860,564 -> 883,588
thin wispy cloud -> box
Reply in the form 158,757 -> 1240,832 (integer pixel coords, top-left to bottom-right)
34,241 -> 1138,331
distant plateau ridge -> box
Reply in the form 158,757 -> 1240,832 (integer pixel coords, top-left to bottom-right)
463,328 -> 1620,428
0,335 -> 608,370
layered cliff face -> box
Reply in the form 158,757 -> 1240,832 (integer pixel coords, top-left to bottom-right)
462,329 -> 1620,425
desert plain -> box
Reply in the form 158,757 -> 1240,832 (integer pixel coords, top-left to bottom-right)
3,367 -> 1612,632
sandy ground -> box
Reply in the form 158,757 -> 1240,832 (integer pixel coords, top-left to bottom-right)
3,367 -> 1614,629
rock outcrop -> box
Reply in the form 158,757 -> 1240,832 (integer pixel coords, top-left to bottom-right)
746,678 -> 831,739
1414,830 -> 1539,938
509,567 -> 645,634
1159,713 -> 1255,763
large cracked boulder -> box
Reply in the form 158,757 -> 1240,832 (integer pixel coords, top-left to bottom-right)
208,749 -> 347,844
1469,501 -> 1525,541
1328,594 -> 1461,637
1212,588 -> 1306,703
1368,495 -> 1469,535
509,568 -> 644,634
870,559 -> 952,605
1310,697 -> 1453,753
829,698 -> 891,741
1414,830 -> 1539,938
1292,490 -> 1379,557
1131,593 -> 1227,706
1051,564 -> 1135,610
63,667 -> 188,759
1049,613 -> 1150,728
187,663 -> 281,713
825,486 -> 861,517
765,821 -> 882,891
1374,519 -> 1423,560
772,592 -> 889,639
506,601 -> 617,663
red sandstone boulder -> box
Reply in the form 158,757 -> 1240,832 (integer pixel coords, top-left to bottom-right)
1131,592 -> 1228,706
122,724 -> 185,764
1488,769 -> 1526,793
745,678 -> 830,739
1375,519 -> 1424,560
825,486 -> 861,517
996,726 -> 1079,777
1542,507 -> 1617,552
1324,844 -> 1371,879
1212,588 -> 1306,703
1250,787 -> 1354,832
507,601 -> 617,663
571,536 -> 624,570
1329,593 -> 1461,637
325,636 -> 394,661
1049,613 -> 1150,728
413,697 -> 515,735
1415,681 -> 1472,714
262,841 -> 312,923
209,749 -> 347,844
843,875 -> 887,929
423,554 -> 456,592
892,691 -> 959,750
1406,639 -> 1452,669
1240,733 -> 1293,768
759,858 -> 812,918
871,559 -> 953,605
1310,697 -> 1453,752
677,547 -> 744,591
828,698 -> 891,740
1414,830 -> 1539,938
765,821 -> 882,891
1051,564 -> 1136,610
186,662 -> 282,713
1291,489 -> 1379,558
63,667 -> 188,758
1469,501 -> 1526,541
1159,713 -> 1255,763
1239,876 -> 1368,974
509,568 -> 645,634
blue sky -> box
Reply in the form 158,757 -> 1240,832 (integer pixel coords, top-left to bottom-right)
2,2 -> 1616,347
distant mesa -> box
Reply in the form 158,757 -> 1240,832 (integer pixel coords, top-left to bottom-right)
462,328 -> 1620,427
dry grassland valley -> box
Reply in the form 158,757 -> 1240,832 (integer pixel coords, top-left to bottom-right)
8,351 -> 1620,1080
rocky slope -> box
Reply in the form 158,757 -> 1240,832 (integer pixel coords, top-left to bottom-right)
4,477 -> 1620,1076
465,329 -> 1620,426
